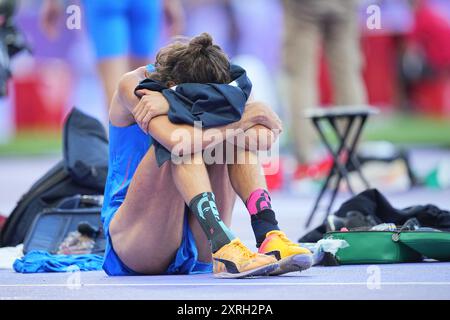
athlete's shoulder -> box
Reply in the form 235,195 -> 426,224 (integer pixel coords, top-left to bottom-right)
129,66 -> 148,81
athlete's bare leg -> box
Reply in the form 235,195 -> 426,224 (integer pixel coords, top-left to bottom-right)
108,145 -> 236,274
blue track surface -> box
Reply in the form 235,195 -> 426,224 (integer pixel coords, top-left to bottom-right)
1,155 -> 450,300
1,262 -> 450,300
1,189 -> 450,300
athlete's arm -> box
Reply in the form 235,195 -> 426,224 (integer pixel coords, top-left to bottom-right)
111,67 -> 282,155
109,67 -> 152,128
241,95 -> 282,152
146,101 -> 280,156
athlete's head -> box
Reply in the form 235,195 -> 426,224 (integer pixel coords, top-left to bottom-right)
147,32 -> 231,87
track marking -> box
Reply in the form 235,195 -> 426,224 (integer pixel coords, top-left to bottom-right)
1,282 -> 450,288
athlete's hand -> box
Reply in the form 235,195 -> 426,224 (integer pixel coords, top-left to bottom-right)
133,89 -> 170,134
242,125 -> 277,151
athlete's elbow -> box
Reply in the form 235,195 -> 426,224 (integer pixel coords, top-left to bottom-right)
117,72 -> 133,97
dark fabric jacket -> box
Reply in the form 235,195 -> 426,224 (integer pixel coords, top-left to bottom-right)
334,188 -> 450,229
299,188 -> 450,242
134,64 -> 252,166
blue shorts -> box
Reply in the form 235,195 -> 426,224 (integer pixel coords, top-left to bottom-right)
102,208 -> 213,276
82,0 -> 162,59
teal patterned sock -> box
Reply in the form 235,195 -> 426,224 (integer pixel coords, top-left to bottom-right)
188,192 -> 236,253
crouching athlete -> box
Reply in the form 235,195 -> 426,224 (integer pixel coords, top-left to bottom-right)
102,33 -> 312,278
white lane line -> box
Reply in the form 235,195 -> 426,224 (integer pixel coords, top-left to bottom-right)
1,282 -> 450,288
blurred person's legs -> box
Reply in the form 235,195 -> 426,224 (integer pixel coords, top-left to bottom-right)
96,58 -> 129,108
83,0 -> 129,106
323,0 -> 367,150
83,0 -> 162,107
323,0 -> 366,106
283,0 -> 367,177
129,0 -> 162,70
283,0 -> 321,165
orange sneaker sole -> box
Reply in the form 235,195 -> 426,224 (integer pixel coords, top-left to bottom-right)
214,262 -> 279,279
269,253 -> 313,276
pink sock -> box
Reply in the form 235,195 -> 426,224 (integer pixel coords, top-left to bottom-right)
245,189 -> 272,215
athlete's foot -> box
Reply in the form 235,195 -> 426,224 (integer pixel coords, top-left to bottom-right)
258,230 -> 312,275
213,238 -> 279,279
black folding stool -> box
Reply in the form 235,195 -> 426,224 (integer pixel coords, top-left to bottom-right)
304,106 -> 379,228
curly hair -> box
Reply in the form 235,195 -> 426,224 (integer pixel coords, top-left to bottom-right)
147,32 -> 231,86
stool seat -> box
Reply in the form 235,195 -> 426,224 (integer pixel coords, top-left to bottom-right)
303,105 -> 379,228
305,105 -> 379,119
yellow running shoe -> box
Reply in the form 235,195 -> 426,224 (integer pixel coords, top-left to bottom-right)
258,230 -> 313,275
213,238 -> 279,279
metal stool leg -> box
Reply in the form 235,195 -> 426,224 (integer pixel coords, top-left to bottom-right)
328,116 -> 356,195
301,106 -> 378,236
305,164 -> 335,227
304,119 -> 333,227
305,116 -> 354,227
345,115 -> 370,189
304,114 -> 373,227
329,115 -> 371,190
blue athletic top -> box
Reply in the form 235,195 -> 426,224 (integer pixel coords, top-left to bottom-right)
101,123 -> 152,234
101,64 -> 155,232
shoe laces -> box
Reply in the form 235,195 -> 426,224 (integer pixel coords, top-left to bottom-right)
232,240 -> 256,259
275,231 -> 300,247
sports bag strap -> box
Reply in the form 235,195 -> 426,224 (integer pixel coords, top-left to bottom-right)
55,195 -> 103,210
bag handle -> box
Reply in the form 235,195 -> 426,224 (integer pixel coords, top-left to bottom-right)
55,195 -> 103,209
392,218 -> 421,242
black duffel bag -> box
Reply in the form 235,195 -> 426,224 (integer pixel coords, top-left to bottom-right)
0,108 -> 108,247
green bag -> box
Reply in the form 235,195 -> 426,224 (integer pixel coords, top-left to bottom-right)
324,230 -> 450,264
